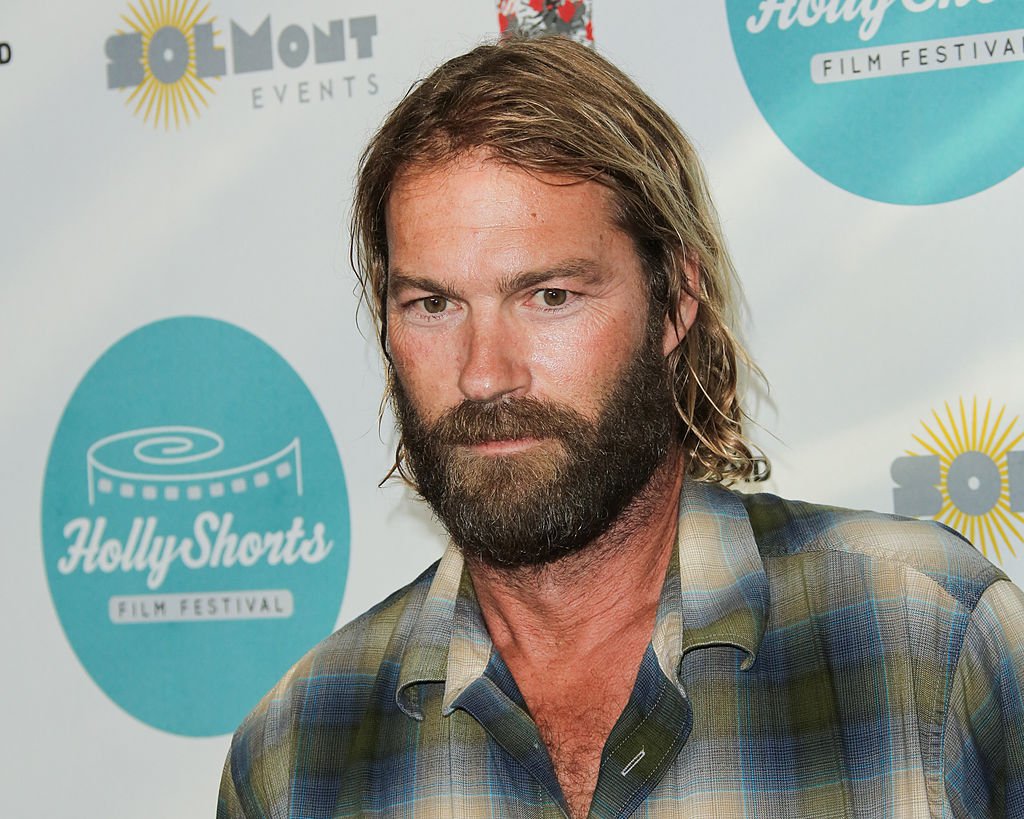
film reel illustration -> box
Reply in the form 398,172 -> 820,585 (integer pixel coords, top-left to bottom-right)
86,426 -> 302,506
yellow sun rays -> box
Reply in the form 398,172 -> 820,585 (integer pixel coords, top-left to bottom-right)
117,0 -> 219,129
906,397 -> 1024,563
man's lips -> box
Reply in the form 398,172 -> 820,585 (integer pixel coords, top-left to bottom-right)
461,437 -> 544,454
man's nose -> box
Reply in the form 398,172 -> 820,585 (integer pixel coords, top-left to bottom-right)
457,312 -> 529,402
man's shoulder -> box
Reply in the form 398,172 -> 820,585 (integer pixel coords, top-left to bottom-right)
736,489 -> 1007,609
219,560 -> 446,814
230,559 -> 440,742
306,558 -> 441,673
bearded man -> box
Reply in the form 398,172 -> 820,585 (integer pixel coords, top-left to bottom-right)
219,37 -> 1024,818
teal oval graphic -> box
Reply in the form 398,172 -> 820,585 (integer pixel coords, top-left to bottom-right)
726,1 -> 1024,204
42,317 -> 350,736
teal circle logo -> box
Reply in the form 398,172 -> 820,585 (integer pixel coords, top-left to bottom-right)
727,1 -> 1024,204
42,317 -> 350,736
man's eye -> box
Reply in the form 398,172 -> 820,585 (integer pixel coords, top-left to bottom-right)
539,289 -> 567,307
420,296 -> 448,314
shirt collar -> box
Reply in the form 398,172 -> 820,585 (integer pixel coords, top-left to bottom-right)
653,479 -> 769,680
395,544 -> 467,719
396,478 -> 770,718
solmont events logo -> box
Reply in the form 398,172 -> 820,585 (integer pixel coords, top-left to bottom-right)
727,0 -> 1024,203
891,397 -> 1024,565
42,318 -> 350,736
105,0 -> 378,128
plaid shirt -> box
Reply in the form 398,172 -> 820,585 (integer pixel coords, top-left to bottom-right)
218,480 -> 1024,817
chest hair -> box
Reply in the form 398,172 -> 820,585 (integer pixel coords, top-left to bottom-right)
533,696 -> 625,819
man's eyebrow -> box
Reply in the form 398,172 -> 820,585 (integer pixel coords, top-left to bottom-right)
387,269 -> 460,300
497,259 -> 606,294
387,259 -> 606,300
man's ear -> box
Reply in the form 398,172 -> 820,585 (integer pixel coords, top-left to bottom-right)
662,255 -> 700,356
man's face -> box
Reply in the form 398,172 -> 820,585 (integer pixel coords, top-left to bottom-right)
384,152 -> 682,567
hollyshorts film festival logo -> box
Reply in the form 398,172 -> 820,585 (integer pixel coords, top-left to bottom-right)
104,0 -> 379,128
497,0 -> 594,43
727,0 -> 1024,204
891,397 -> 1024,565
42,317 -> 350,736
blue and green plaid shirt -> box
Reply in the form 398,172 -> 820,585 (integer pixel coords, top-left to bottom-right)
219,480 -> 1024,817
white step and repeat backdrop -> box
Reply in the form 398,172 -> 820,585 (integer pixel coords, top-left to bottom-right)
3,0 -> 1023,815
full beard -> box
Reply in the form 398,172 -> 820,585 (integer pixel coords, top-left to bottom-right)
392,322 -> 678,569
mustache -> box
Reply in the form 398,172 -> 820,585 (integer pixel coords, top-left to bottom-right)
427,396 -> 592,446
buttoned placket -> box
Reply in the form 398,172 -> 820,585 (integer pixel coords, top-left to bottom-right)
441,535 -> 700,818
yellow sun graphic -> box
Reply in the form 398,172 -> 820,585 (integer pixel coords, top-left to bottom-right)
907,397 -> 1024,563
117,0 -> 219,129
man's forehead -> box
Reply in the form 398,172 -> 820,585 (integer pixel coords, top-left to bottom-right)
380,156 -> 648,308
386,156 -> 622,260
386,150 -> 611,216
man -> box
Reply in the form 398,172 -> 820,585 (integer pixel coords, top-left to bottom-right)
218,37 -> 1024,818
